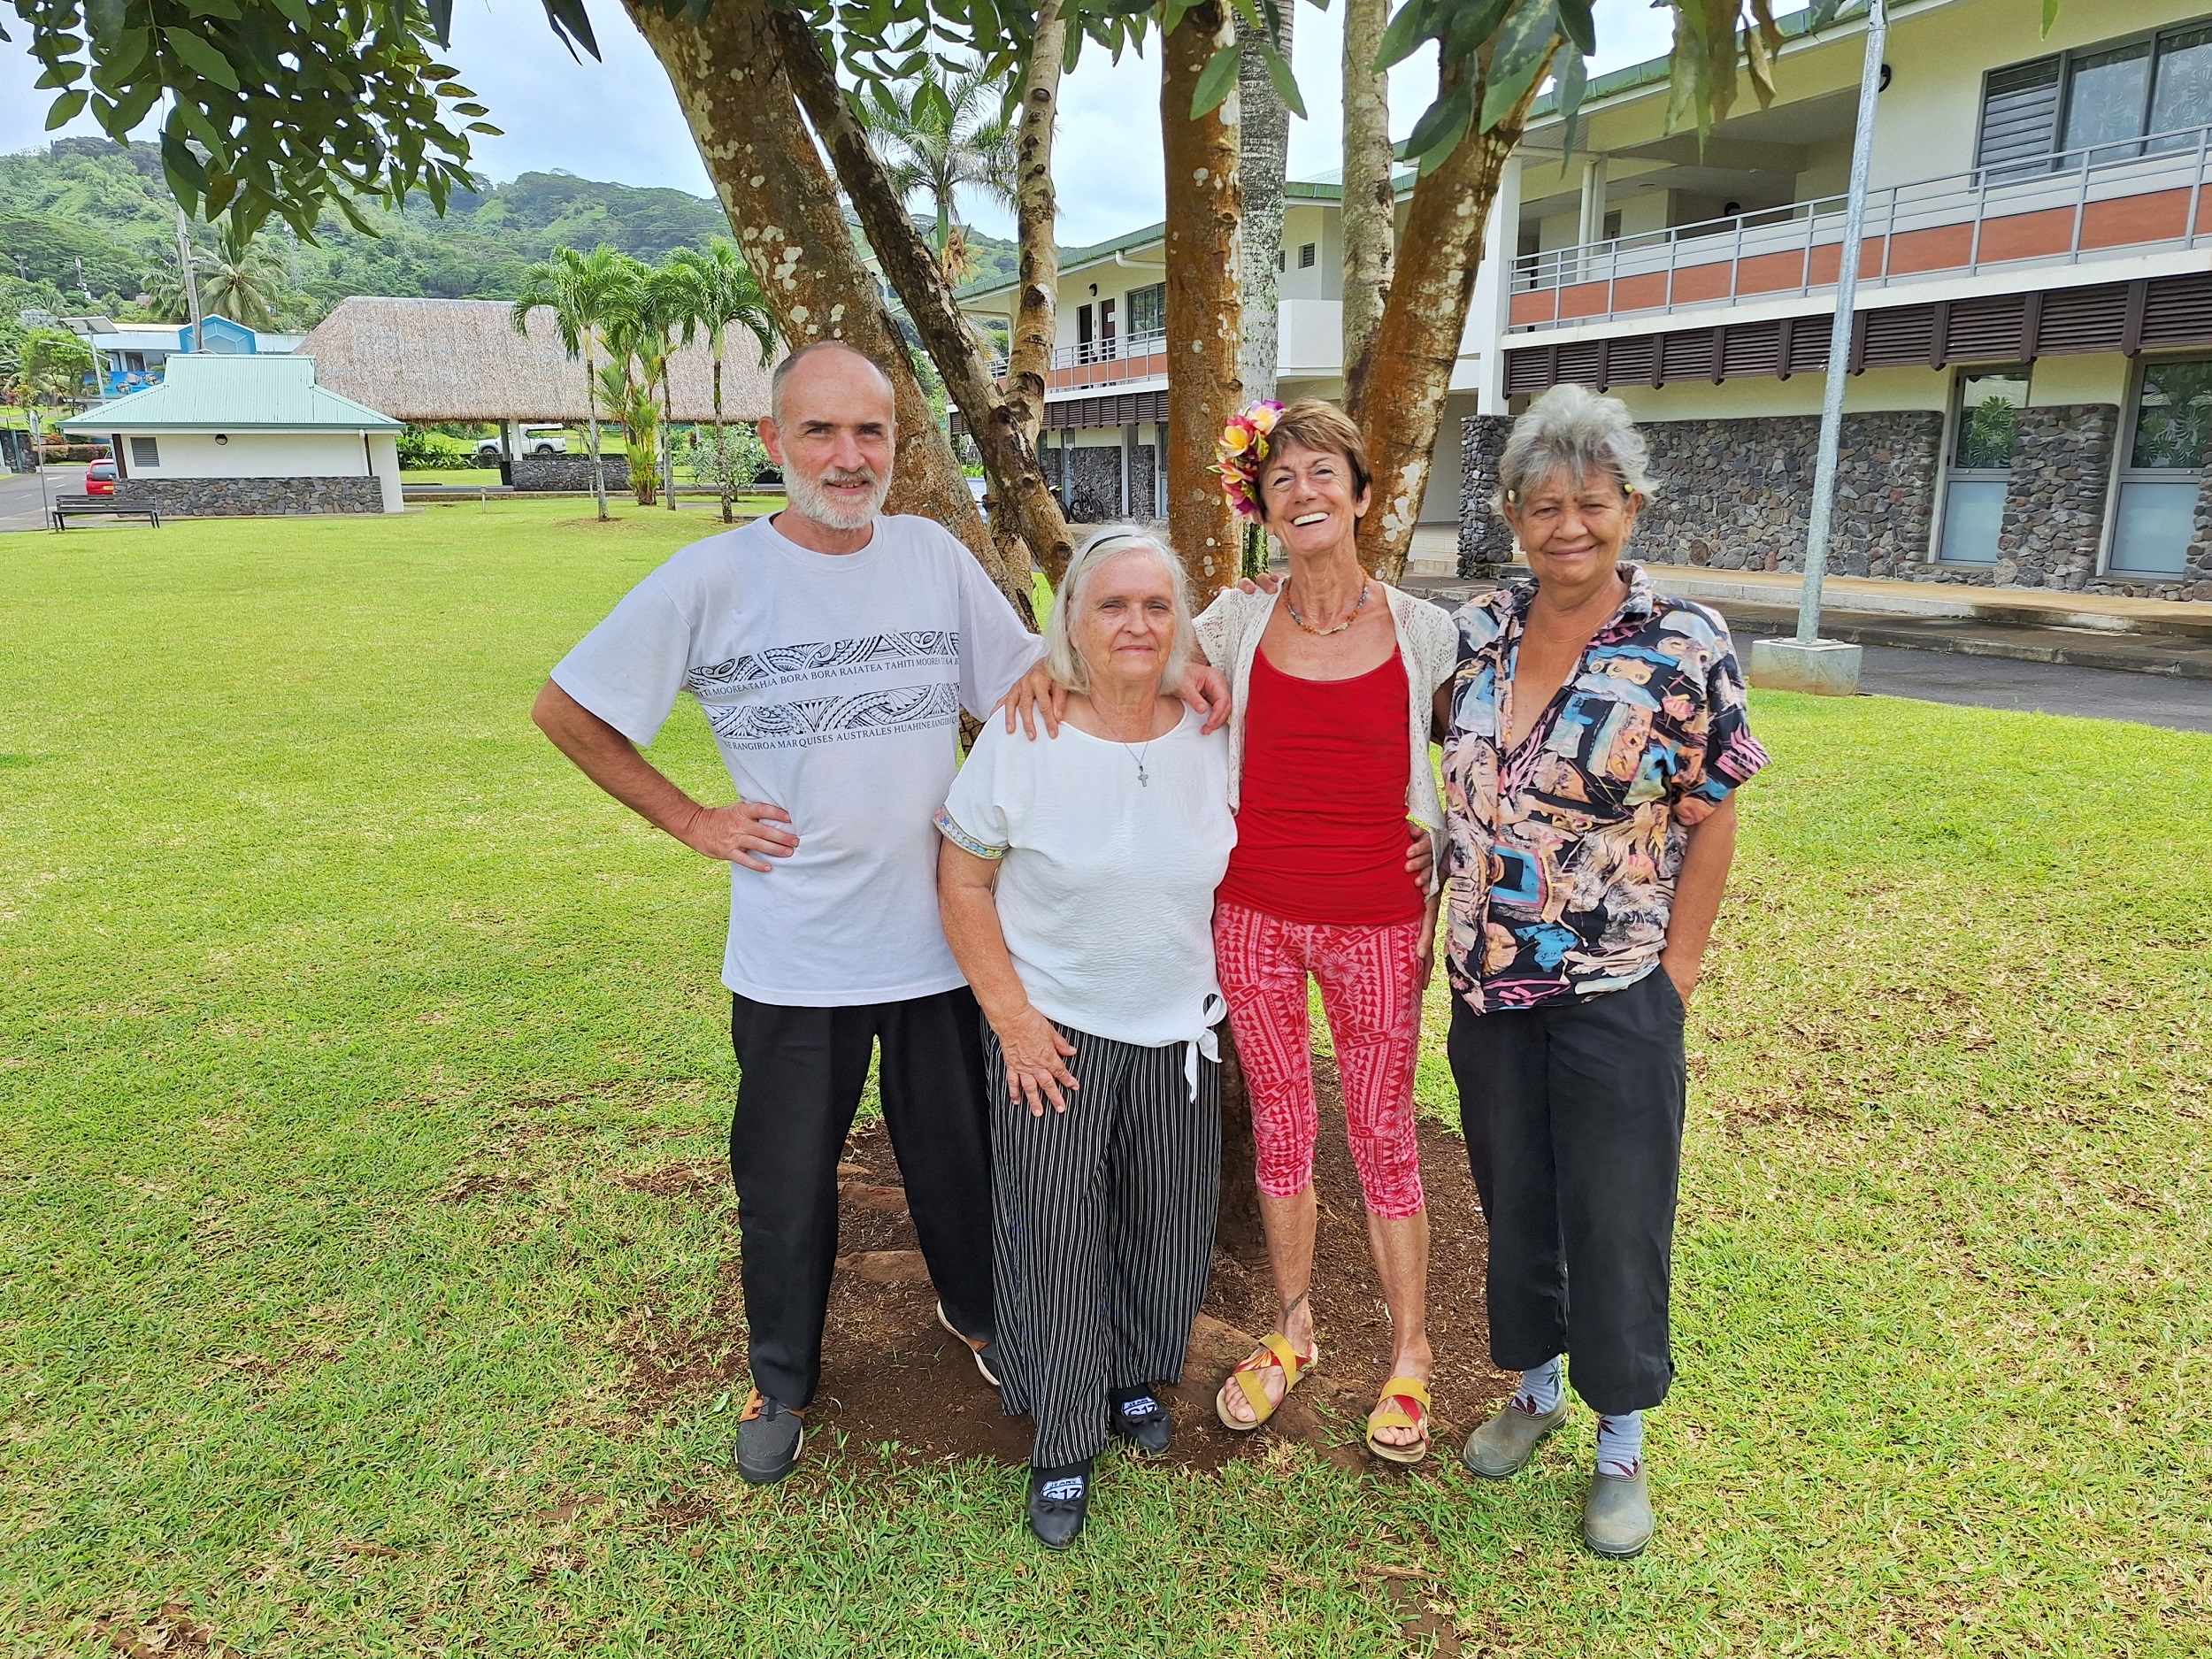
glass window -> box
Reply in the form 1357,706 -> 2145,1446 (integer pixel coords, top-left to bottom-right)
130,436 -> 159,467
1954,368 -> 2030,469
2110,483 -> 2197,574
1298,242 -> 1316,268
2129,359 -> 2212,470
2062,42 -> 2152,159
2149,25 -> 2212,149
1939,482 -> 2007,566
1126,281 -> 1164,341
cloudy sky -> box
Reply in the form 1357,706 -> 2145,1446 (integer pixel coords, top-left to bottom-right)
2,0 -> 1676,247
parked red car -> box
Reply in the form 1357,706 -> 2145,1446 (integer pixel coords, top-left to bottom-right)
84,459 -> 117,498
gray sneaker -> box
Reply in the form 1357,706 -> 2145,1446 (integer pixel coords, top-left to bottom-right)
735,1390 -> 805,1486
1582,1467 -> 1654,1558
1460,1396 -> 1570,1479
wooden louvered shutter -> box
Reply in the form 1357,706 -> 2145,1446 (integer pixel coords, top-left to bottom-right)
1977,58 -> 2062,174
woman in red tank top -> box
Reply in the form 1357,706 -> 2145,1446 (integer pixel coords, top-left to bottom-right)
1194,399 -> 1459,1465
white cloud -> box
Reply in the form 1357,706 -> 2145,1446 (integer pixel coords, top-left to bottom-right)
3,0 -> 1680,250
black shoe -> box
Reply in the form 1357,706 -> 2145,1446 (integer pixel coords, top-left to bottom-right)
1109,1386 -> 1173,1455
734,1389 -> 805,1486
935,1300 -> 1002,1387
1026,1460 -> 1093,1549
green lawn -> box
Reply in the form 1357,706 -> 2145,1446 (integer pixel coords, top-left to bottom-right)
1,500 -> 2206,1655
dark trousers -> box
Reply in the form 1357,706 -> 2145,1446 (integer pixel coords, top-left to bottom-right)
987,1020 -> 1221,1469
1448,968 -> 1686,1416
729,987 -> 995,1409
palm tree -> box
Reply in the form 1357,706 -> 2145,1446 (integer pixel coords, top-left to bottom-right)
511,246 -> 632,522
856,62 -> 1018,274
664,240 -> 778,523
640,262 -> 699,512
198,224 -> 290,330
595,357 -> 661,507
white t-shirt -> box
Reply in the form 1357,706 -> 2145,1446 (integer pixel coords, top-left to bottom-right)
551,513 -> 1044,1006
937,707 -> 1236,1071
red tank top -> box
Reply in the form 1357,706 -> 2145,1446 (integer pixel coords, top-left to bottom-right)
1217,643 -> 1424,926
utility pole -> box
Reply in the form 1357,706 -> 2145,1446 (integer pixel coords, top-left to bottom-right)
1752,0 -> 1884,697
175,209 -> 206,354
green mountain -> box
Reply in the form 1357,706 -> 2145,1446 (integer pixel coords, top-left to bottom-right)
0,137 -> 1018,330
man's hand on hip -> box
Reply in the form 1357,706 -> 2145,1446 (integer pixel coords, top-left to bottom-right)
680,800 -> 798,872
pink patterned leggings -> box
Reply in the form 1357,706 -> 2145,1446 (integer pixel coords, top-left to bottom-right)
1213,899 -> 1427,1220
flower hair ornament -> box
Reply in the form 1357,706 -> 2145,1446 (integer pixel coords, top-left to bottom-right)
1212,399 -> 1285,521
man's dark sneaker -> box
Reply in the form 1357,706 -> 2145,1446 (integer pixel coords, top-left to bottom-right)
735,1390 -> 805,1486
1026,1460 -> 1093,1549
1109,1386 -> 1172,1455
935,1300 -> 1002,1387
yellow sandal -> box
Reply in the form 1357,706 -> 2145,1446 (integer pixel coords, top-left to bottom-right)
1366,1376 -> 1432,1465
1215,1333 -> 1320,1432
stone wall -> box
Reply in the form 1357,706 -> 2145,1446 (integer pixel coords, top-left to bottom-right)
1631,412 -> 1944,579
1457,416 -> 1517,578
510,453 -> 631,492
2183,442 -> 2212,602
114,476 -> 386,517
1992,404 -> 2117,592
1064,443 -> 1156,523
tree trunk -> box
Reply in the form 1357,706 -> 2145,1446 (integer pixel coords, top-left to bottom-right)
662,373 -> 678,511
1164,0 -> 1260,1260
1235,0 -> 1291,406
771,7 -> 1065,613
1006,0 -> 1064,465
712,349 -> 733,524
1354,63 -> 1553,584
583,342 -> 608,521
619,0 -> 999,577
1160,1 -> 1245,596
1339,0 -> 1395,406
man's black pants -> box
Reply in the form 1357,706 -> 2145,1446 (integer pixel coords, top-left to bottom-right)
1448,968 -> 1686,1417
730,987 -> 995,1409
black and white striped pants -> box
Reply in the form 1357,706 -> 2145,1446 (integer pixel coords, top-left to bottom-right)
984,1018 -> 1222,1469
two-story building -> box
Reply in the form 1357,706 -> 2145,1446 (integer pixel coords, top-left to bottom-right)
1486,0 -> 2212,599
58,314 -> 305,402
954,171 -> 1494,556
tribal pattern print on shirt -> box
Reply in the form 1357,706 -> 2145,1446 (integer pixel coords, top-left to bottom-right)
686,629 -> 964,752
688,630 -> 961,694
1441,565 -> 1769,1012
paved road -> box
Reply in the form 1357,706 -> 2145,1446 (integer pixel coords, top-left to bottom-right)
0,468 -> 65,534
1853,644 -> 2212,733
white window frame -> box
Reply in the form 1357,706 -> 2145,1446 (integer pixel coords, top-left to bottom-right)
2102,350 -> 2210,579
1932,364 -> 2031,567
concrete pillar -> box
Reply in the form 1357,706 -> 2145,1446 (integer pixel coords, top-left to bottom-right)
1474,157 -> 1522,414
1577,156 -> 1609,250
367,432 -> 403,512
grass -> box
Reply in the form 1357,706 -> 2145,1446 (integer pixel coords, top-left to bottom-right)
2,499 -> 2207,1655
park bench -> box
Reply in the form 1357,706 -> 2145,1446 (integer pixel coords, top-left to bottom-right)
50,495 -> 160,530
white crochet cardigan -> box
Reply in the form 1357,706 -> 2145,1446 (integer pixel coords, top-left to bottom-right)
1190,580 -> 1457,828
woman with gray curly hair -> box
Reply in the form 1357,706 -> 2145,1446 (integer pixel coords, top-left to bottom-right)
935,526 -> 1235,1548
1440,384 -> 1769,1559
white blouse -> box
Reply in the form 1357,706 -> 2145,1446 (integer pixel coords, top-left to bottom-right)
937,707 -> 1236,1094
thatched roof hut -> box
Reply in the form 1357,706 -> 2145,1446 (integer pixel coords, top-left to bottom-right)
300,296 -> 779,425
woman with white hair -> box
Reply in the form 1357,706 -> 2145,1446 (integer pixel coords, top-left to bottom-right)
936,526 -> 1235,1549
1440,384 -> 1769,1559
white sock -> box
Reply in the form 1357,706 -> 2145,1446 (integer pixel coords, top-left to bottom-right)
1511,1356 -> 1562,1416
1596,1411 -> 1644,1479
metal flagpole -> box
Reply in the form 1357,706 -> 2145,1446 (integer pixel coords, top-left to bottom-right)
1797,0 -> 1887,646
29,406 -> 53,530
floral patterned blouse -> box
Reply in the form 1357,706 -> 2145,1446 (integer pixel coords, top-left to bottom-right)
1441,565 -> 1770,1012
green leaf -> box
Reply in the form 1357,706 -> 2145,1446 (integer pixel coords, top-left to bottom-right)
188,0 -> 243,19
1373,0 -> 1434,73
2041,0 -> 2060,37
44,88 -> 89,129
1479,0 -> 1559,132
34,62 -> 83,88
1401,78 -> 1470,161
266,0 -> 311,27
84,0 -> 128,43
1555,0 -> 1592,56
1262,42 -> 1305,119
165,26 -> 242,91
1189,42 -> 1239,118
160,127 -> 209,211
1555,47 -> 1586,170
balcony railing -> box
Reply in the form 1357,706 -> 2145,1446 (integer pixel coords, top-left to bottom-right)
987,328 -> 1171,396
1509,122 -> 2212,333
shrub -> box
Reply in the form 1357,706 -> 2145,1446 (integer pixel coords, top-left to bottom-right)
396,426 -> 474,470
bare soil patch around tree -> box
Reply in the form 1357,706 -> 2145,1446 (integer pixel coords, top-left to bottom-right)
615,1055 -> 1513,1476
